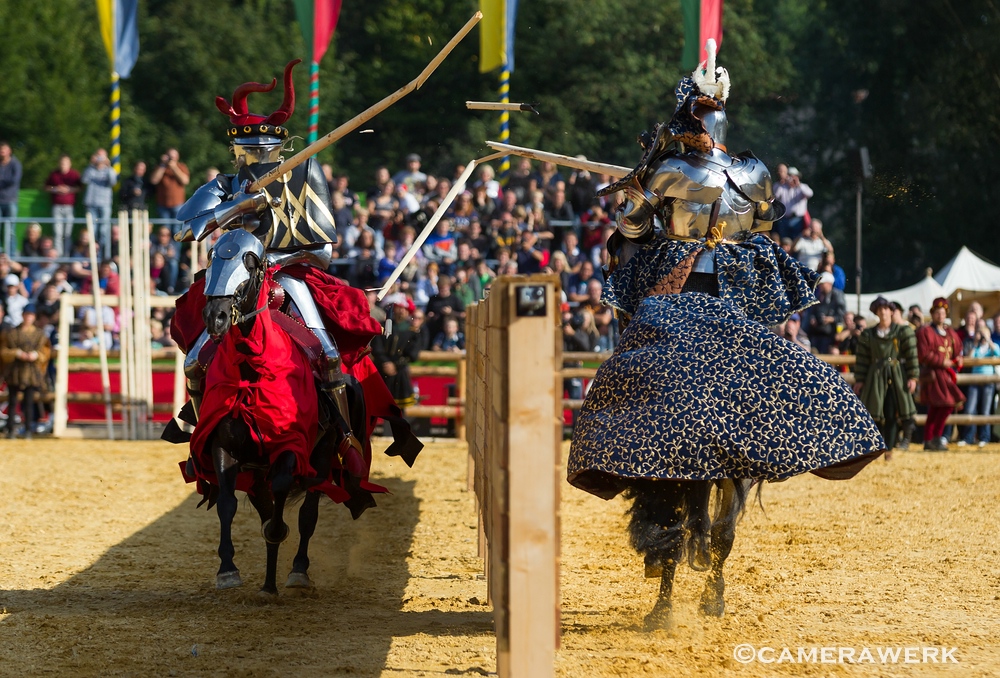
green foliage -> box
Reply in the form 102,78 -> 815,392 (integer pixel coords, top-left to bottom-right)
0,0 -> 997,289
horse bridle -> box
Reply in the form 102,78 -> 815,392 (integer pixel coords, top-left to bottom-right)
229,264 -> 267,327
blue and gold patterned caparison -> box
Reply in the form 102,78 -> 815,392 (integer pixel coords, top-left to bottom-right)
568,236 -> 886,500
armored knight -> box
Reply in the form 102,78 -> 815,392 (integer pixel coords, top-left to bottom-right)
564,43 -> 885,626
599,40 -> 783,300
176,60 -> 359,450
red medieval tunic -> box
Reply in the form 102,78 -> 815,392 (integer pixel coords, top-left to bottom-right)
916,323 -> 965,408
172,265 -> 420,503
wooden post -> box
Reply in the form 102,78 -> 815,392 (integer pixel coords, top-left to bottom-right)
141,211 -> 154,438
85,212 -> 114,439
119,210 -> 134,439
456,351 -> 467,440
52,293 -> 72,437
467,276 -> 561,678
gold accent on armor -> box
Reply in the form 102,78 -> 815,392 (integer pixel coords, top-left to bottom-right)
758,200 -> 769,213
268,171 -> 338,249
260,125 -> 267,133
244,126 -> 252,133
704,221 -> 726,250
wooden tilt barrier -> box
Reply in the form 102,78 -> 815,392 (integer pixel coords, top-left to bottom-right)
465,275 -> 562,678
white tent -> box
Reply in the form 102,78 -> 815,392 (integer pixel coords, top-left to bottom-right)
846,272 -> 946,318
845,247 -> 1000,319
933,246 -> 1000,293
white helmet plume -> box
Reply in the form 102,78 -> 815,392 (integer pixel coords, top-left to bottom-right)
692,38 -> 730,102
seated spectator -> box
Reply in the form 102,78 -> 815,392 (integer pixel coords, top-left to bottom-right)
367,166 -> 391,201
413,261 -> 440,310
472,181 -> 496,223
367,180 -> 399,232
21,222 -> 44,258
477,163 -> 501,200
566,163 -> 596,215
3,273 -> 28,327
377,241 -> 400,283
347,229 -> 380,289
422,218 -> 458,273
566,260 -> 598,303
447,192 -> 479,233
580,279 -> 614,348
395,181 -> 421,215
531,161 -> 564,197
505,157 -> 534,203
453,267 -> 478,307
805,271 -> 846,353
425,275 -> 465,339
36,283 -> 61,323
781,313 -> 812,351
543,186 -> 574,249
334,174 -> 360,210
547,250 -> 573,291
516,231 -> 545,274
149,226 -> 179,293
29,246 -> 60,291
331,191 -> 353,234
432,316 -> 465,352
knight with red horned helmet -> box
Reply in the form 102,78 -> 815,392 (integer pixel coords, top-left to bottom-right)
175,60 -> 360,452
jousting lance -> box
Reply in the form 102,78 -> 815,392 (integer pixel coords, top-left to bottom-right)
485,141 -> 632,179
247,11 -> 484,193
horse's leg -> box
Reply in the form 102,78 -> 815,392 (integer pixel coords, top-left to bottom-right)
286,491 -> 320,589
260,450 -> 295,595
686,480 -> 713,571
699,479 -> 744,617
212,441 -> 243,589
627,480 -> 688,630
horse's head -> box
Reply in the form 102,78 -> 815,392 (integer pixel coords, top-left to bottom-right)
203,229 -> 266,340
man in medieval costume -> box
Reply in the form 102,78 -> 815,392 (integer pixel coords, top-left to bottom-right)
853,295 -> 919,453
916,297 -> 965,450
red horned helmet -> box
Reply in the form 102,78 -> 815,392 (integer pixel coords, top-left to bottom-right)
216,59 -> 301,140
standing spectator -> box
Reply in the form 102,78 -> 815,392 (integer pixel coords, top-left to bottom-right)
853,296 -> 919,453
392,153 -> 427,194
566,162 -> 596,215
44,154 -> 82,255
580,279 -> 614,349
0,141 -> 22,249
476,164 -> 501,200
916,297 -> 965,450
773,164 -> 813,240
806,271 -> 846,353
370,302 -> 423,409
959,320 -> 1000,447
334,174 -> 360,210
119,160 -> 150,213
0,304 -> 50,438
150,148 -> 190,226
81,148 -> 118,260
543,186 -> 575,250
908,305 -> 925,330
792,219 -> 830,271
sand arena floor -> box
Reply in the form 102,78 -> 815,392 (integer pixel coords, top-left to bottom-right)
1,438 -> 998,677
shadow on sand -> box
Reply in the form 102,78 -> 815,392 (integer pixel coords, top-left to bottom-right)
1,473 -> 491,676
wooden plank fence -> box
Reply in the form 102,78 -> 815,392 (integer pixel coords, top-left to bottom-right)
466,275 -> 562,678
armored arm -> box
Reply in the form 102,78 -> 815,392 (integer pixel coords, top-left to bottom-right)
174,175 -> 270,242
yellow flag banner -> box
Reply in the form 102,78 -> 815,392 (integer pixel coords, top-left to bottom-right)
479,0 -> 505,73
97,0 -> 115,66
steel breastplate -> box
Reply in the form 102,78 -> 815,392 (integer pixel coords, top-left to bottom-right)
237,158 -> 338,251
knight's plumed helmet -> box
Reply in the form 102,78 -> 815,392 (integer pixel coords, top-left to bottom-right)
216,59 -> 301,151
668,39 -> 730,153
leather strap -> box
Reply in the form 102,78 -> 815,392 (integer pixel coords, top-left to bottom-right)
270,310 -> 323,364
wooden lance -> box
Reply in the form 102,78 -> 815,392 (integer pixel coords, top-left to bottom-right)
248,11 -> 483,194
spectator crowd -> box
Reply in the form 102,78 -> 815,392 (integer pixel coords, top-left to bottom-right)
3,146 -> 999,444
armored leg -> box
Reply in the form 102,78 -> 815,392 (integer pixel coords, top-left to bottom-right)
184,330 -> 213,419
275,273 -> 362,456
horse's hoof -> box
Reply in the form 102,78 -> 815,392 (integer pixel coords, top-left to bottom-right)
216,570 -> 243,589
643,601 -> 674,631
285,571 -> 313,589
699,596 -> 725,617
688,537 -> 712,572
257,588 -> 279,599
261,520 -> 290,544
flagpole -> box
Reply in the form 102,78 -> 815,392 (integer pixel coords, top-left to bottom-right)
110,71 -> 121,177
308,60 -> 320,144
498,62 -> 510,186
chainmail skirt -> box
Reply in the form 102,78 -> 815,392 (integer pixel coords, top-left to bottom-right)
568,292 -> 885,499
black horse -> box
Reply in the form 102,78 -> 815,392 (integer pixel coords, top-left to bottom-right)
624,477 -> 754,629
194,233 -> 376,595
